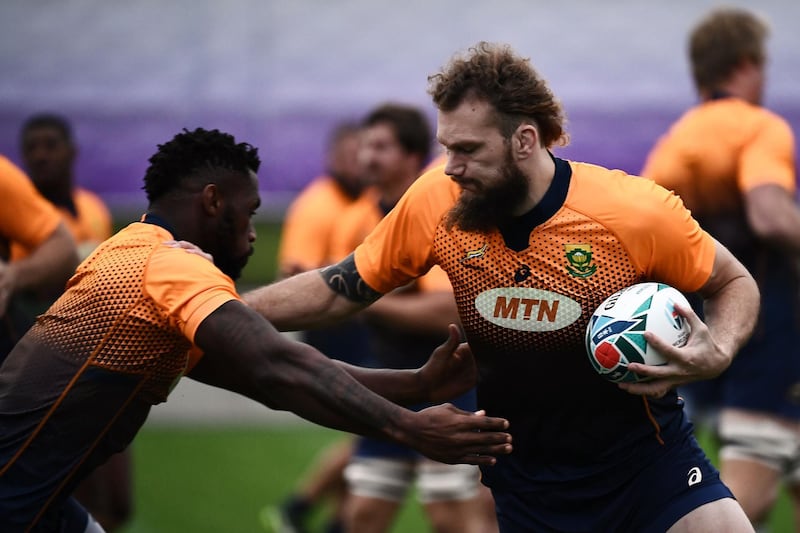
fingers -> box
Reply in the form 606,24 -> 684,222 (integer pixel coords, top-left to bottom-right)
164,240 -> 214,262
432,324 -> 462,357
672,301 -> 700,330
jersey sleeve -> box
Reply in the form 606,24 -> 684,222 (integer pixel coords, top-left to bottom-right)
354,170 -> 457,294
416,265 -> 453,292
738,112 -> 796,194
0,156 -> 62,250
621,178 -> 716,292
144,245 -> 241,343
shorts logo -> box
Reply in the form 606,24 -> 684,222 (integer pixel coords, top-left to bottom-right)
687,467 -> 702,487
565,244 -> 597,278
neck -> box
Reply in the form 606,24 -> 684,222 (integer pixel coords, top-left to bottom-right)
39,179 -> 74,209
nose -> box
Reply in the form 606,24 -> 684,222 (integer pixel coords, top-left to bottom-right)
443,154 -> 464,177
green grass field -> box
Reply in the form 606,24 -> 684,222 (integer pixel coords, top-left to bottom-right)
117,425 -> 428,533
115,424 -> 794,533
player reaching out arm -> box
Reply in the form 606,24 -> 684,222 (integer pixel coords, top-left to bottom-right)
0,128 -> 510,532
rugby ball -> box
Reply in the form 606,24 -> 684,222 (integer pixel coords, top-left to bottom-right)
585,282 -> 691,383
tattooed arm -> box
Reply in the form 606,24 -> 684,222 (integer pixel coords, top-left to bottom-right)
188,300 -> 512,465
243,253 -> 383,331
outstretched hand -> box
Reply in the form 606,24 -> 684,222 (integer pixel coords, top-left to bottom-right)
417,324 -> 477,403
619,301 -> 731,399
405,404 -> 512,466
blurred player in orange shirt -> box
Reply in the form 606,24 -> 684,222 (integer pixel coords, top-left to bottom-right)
19,113 -> 129,531
18,114 -> 112,262
0,155 -> 78,358
277,122 -> 365,278
641,8 -> 800,528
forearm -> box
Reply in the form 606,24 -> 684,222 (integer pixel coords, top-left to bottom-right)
191,302 -> 416,441
702,274 -> 759,365
334,360 -> 430,405
11,223 -> 78,294
242,269 -> 362,331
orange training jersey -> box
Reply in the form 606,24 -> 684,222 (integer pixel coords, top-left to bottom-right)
0,218 -> 240,527
353,156 -> 716,489
0,155 -> 62,260
278,175 -> 361,274
641,97 -> 796,216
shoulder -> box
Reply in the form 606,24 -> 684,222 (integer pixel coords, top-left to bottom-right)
568,162 -> 681,221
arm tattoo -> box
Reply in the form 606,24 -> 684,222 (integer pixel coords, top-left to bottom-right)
320,253 -> 383,304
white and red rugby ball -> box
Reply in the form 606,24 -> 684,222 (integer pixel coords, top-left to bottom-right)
585,282 -> 691,383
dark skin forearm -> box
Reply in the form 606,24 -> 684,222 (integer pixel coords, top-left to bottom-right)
189,301 -> 512,466
190,300 -> 409,437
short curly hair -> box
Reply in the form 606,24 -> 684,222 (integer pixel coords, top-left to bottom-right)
143,128 -> 260,203
428,41 -> 568,148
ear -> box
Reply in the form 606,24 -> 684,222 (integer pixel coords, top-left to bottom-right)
201,183 -> 221,216
513,123 -> 538,159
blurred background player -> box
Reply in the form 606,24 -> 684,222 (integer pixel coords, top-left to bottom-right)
641,7 -> 800,528
0,154 -> 78,360
18,112 -> 131,531
266,122 -> 373,533
331,103 -> 498,533
18,114 -> 112,261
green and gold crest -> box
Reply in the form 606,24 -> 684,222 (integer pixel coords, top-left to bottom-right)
564,243 -> 597,278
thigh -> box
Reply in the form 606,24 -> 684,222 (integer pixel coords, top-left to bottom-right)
667,497 -> 753,533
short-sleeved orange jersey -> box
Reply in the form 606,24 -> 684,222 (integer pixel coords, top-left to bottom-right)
0,218 -> 241,527
334,190 -> 453,294
352,157 -> 716,488
0,156 -> 62,259
641,98 -> 796,216
10,187 -> 113,261
278,176 -> 361,273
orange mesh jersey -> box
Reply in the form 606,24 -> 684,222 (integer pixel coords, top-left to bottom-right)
278,176 -> 361,274
0,219 -> 239,526
354,156 -> 716,490
641,97 -> 795,216
0,155 -> 62,260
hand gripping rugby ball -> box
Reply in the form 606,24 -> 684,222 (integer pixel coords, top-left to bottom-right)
585,282 -> 691,383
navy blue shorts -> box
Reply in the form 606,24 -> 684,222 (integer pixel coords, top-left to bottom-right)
491,432 -> 733,532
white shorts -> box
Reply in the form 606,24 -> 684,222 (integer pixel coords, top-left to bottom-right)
718,409 -> 800,484
343,457 -> 480,503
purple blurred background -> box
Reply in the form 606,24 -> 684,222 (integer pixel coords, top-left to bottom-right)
1,0 -> 798,218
